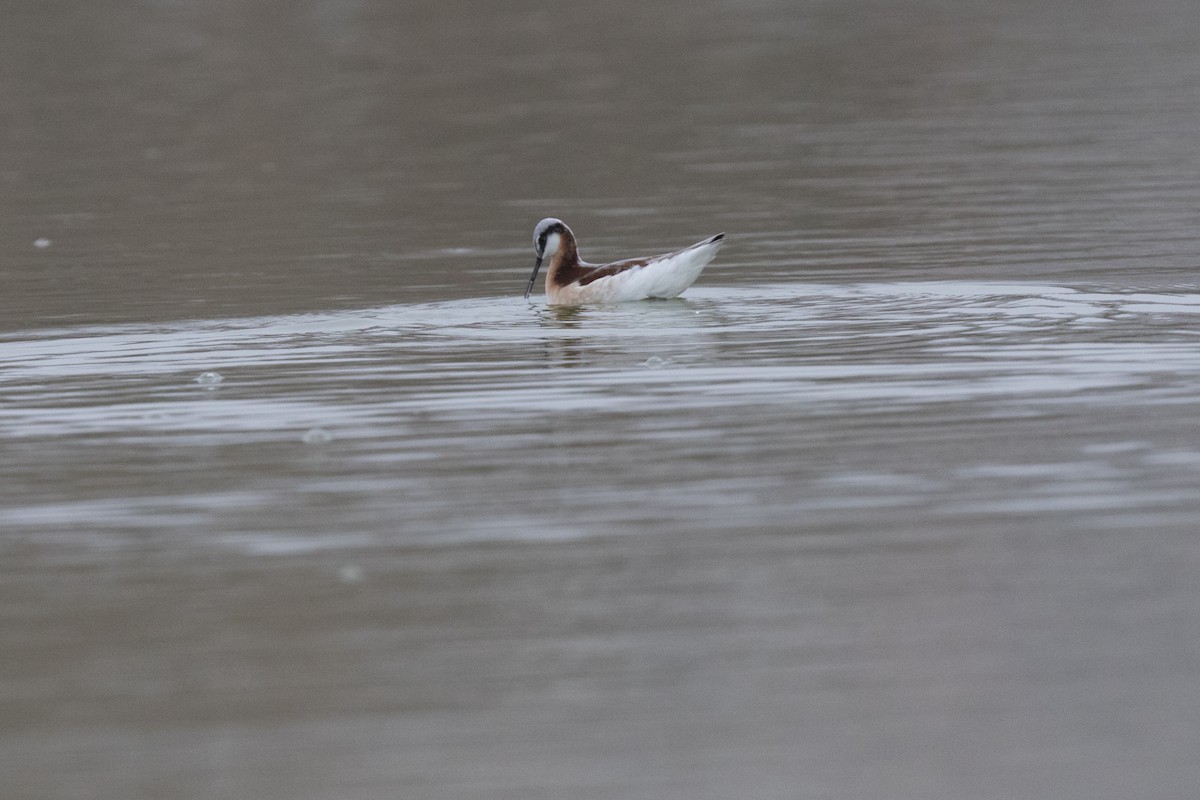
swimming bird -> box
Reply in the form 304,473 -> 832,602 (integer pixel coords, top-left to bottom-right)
524,218 -> 724,304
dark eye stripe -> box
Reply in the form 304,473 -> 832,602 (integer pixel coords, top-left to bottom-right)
535,221 -> 567,255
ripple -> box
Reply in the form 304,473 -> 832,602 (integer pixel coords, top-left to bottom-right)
0,282 -> 1197,440
1,280 -> 1198,549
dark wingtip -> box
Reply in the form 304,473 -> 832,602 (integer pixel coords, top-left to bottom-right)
711,233 -> 726,242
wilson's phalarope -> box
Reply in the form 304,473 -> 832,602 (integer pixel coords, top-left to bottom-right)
524,218 -> 725,304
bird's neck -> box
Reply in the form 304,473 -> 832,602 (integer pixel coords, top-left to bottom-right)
548,239 -> 582,287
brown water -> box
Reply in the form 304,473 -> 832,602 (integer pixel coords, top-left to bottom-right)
4,1 -> 1200,798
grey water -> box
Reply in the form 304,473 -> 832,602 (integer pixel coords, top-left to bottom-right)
4,2 -> 1200,799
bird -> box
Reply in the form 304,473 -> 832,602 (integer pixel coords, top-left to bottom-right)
524,218 -> 724,304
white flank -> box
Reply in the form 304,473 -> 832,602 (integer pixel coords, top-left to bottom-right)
549,235 -> 724,304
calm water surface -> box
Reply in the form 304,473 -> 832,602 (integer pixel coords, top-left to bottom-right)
4,1 -> 1200,799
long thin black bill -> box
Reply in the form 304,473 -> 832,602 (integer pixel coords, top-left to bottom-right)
524,256 -> 543,300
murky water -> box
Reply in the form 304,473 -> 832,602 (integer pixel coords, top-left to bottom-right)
4,1 -> 1200,798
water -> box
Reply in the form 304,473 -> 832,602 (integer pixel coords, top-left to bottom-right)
4,1 -> 1200,798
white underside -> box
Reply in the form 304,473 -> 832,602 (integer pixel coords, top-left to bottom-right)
547,238 -> 723,305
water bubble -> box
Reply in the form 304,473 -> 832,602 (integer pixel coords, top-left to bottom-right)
302,427 -> 333,444
642,356 -> 668,368
33,237 -> 51,249
338,564 -> 364,584
195,371 -> 223,387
